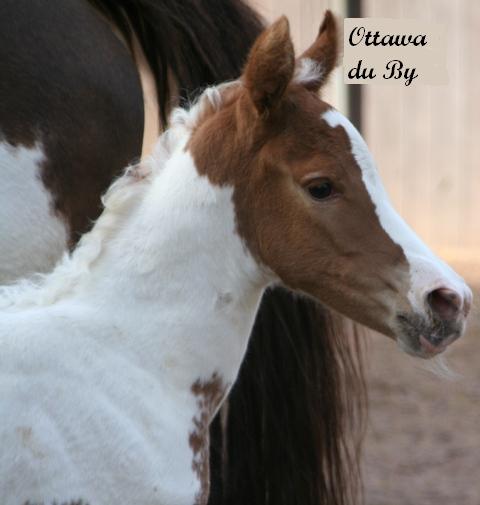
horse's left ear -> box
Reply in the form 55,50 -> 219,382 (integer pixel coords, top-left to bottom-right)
299,10 -> 338,92
243,16 -> 295,115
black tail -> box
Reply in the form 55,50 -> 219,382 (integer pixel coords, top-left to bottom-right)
212,289 -> 366,505
88,2 -> 367,504
88,0 -> 263,123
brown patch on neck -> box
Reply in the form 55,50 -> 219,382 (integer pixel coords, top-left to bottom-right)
189,372 -> 226,505
187,86 -> 263,261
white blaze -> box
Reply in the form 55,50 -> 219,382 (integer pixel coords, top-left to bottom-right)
322,109 -> 470,312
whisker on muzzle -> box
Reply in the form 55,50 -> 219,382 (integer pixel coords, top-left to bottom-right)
418,354 -> 460,381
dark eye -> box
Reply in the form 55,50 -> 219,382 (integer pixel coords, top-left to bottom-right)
307,180 -> 334,200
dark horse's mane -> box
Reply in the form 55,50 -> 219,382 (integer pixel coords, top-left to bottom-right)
2,0 -> 366,503
223,290 -> 366,505
87,2 -> 367,504
88,0 -> 264,123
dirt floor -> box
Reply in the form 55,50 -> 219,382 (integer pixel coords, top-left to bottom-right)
362,263 -> 480,505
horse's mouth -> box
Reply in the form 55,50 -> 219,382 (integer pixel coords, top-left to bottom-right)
395,312 -> 464,359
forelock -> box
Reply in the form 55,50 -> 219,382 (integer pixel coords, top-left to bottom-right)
294,57 -> 325,86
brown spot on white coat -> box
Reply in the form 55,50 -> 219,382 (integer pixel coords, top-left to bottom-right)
189,373 -> 226,505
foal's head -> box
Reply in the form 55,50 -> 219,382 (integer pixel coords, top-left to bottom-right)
187,12 -> 472,358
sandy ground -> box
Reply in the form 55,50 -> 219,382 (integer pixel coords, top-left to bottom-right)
363,264 -> 480,505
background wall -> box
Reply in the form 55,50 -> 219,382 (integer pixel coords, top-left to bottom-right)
363,0 -> 480,266
249,2 -> 480,504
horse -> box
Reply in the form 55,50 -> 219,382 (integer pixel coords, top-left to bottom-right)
0,2 -> 369,504
0,13 -> 472,504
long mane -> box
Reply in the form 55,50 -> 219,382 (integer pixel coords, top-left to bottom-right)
87,0 -> 264,124
218,292 -> 366,505
40,2 -> 366,504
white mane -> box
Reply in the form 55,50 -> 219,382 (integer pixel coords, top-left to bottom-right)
0,83 -> 232,310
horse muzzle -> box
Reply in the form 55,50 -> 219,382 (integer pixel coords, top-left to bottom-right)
395,285 -> 472,358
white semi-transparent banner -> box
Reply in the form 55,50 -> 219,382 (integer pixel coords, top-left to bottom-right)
343,18 -> 447,86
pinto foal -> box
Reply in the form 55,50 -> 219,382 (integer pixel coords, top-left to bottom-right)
0,13 -> 471,505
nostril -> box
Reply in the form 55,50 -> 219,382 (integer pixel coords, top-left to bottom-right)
427,287 -> 462,321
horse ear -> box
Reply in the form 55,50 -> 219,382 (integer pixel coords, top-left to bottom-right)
299,10 -> 338,92
243,16 -> 295,115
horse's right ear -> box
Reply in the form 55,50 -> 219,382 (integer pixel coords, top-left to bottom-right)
243,16 -> 295,115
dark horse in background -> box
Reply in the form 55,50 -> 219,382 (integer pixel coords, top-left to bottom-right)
0,1 -> 365,504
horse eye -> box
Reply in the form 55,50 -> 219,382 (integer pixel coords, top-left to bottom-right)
307,181 -> 334,200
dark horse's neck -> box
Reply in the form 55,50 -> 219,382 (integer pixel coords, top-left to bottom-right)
0,1 -> 366,504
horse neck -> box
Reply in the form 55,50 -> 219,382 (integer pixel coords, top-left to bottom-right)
73,145 -> 268,394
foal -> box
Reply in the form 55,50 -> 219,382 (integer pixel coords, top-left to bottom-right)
0,13 -> 471,505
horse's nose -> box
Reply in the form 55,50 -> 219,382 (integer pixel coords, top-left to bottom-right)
426,287 -> 468,321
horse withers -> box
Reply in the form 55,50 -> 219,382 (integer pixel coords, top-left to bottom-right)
0,12 -> 471,505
